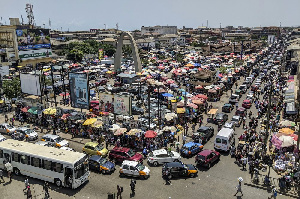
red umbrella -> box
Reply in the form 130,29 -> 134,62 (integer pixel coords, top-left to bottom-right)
145,130 -> 157,138
21,106 -> 30,112
59,92 -> 69,96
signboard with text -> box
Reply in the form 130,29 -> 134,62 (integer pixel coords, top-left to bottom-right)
69,73 -> 89,109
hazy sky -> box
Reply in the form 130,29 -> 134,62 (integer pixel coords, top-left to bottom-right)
1,0 -> 299,31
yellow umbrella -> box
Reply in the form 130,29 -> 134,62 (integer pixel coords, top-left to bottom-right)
208,109 -> 218,115
43,68 -> 51,72
177,108 -> 185,114
83,118 -> 97,125
43,108 -> 56,115
128,129 -> 141,135
0,100 -> 4,104
279,128 -> 294,135
106,71 -> 112,74
17,65 -> 23,68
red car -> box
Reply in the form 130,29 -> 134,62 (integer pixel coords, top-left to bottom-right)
235,107 -> 246,117
195,149 -> 220,168
242,99 -> 252,109
109,146 -> 143,163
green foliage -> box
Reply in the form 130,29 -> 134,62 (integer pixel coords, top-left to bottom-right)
219,67 -> 227,74
191,42 -> 206,47
122,45 -> 132,58
2,78 -> 21,99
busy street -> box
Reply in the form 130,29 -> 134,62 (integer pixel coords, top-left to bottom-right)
1,2 -> 300,199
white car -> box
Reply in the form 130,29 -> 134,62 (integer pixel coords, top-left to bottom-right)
16,127 -> 38,140
41,134 -> 69,147
119,160 -> 150,179
0,135 -> 6,142
147,149 -> 181,166
0,123 -> 16,135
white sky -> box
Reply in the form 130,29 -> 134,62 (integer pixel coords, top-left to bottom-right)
0,0 -> 299,31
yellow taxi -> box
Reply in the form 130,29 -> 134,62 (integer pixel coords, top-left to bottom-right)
82,142 -> 108,157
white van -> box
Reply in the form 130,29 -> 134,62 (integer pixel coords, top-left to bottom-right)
214,128 -> 235,152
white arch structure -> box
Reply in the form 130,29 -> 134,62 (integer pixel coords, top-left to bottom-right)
114,31 -> 142,72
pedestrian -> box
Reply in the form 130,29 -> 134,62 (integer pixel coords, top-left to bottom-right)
163,169 -> 171,185
43,181 -> 50,198
234,178 -> 243,196
268,186 -> 277,199
242,156 -> 247,171
117,185 -> 123,199
4,161 -> 12,181
27,186 -> 32,199
0,169 -> 4,183
23,178 -> 29,191
130,179 -> 136,197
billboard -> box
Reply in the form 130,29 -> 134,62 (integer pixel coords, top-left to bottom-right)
16,29 -> 52,61
98,49 -> 104,60
0,66 -> 9,76
69,73 -> 89,109
113,94 -> 131,115
99,92 -> 114,112
20,73 -> 41,96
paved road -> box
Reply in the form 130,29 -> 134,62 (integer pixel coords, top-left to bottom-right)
0,77 -> 298,199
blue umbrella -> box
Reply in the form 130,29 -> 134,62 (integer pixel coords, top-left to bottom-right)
182,91 -> 190,95
178,88 -> 185,92
162,93 -> 173,97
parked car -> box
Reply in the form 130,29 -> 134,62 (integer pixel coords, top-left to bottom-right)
242,99 -> 252,109
223,122 -> 235,130
195,149 -> 220,168
109,146 -> 143,163
235,107 -> 246,117
89,155 -> 115,174
16,127 -> 38,140
147,149 -> 181,166
120,160 -> 150,179
82,142 -> 108,157
180,142 -> 203,157
41,134 -> 69,147
229,94 -> 240,104
192,126 -> 214,144
251,85 -> 259,91
238,85 -> 247,94
222,103 -> 234,113
230,115 -> 242,127
0,123 -> 16,135
162,162 -> 198,179
213,113 -> 228,125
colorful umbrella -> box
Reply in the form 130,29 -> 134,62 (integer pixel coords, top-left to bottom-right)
114,128 -> 127,135
278,128 -> 294,135
145,130 -> 157,138
196,94 -> 208,99
43,108 -> 56,115
83,118 -> 97,125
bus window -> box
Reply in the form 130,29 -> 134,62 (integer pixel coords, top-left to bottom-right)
20,155 -> 30,165
56,163 -> 63,173
32,157 -> 40,167
43,160 -> 52,170
12,153 -> 20,162
0,150 -> 3,158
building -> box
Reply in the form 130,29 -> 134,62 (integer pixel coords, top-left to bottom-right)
141,26 -> 177,35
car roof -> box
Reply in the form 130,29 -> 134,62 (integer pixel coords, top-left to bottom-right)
112,146 -> 130,152
243,99 -> 251,102
232,115 -> 240,119
122,160 -> 138,166
16,127 -> 30,131
237,107 -> 245,111
198,126 -> 210,130
198,149 -> 214,156
184,142 -> 201,147
85,142 -> 99,147
165,162 -> 184,168
152,149 -> 167,155
223,103 -> 231,106
89,155 -> 103,162
43,134 -> 60,139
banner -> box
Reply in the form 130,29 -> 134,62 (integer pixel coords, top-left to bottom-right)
16,29 -> 52,61
98,49 -> 103,60
0,66 -> 9,76
69,73 -> 89,109
99,92 -> 114,112
113,94 -> 131,115
20,73 -> 41,96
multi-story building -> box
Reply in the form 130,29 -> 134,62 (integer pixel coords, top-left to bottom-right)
141,26 -> 177,35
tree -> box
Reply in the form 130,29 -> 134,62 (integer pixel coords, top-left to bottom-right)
2,78 -> 21,99
219,67 -> 227,74
67,49 -> 84,62
122,45 -> 132,58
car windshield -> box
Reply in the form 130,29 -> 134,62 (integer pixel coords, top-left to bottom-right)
148,152 -> 153,157
6,125 -> 14,129
137,163 -> 145,171
197,155 -> 206,160
75,155 -> 89,179
127,149 -> 135,157
181,146 -> 189,150
216,115 -> 223,120
167,152 -> 174,157
54,137 -> 63,142
231,96 -> 237,99
216,138 -> 221,143
25,129 -> 33,134
95,145 -> 104,151
99,158 -> 107,165
232,118 -> 239,122
183,164 -> 189,170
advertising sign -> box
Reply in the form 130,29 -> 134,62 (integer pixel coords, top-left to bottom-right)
16,29 -> 52,61
99,92 -> 114,112
20,73 -> 41,96
69,73 -> 89,109
0,66 -> 9,76
113,94 -> 131,115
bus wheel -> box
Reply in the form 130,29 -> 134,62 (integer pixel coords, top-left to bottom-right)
55,179 -> 62,187
13,168 -> 20,175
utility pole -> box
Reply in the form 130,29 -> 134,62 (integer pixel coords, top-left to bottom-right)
265,83 -> 273,144
148,85 -> 151,129
184,83 -> 189,136
50,66 -> 57,107
157,85 -> 161,130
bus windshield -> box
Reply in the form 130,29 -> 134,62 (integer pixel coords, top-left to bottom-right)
74,155 -> 89,179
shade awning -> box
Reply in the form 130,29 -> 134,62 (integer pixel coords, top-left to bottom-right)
207,109 -> 218,115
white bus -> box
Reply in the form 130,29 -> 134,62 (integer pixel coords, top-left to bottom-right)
0,139 -> 89,189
